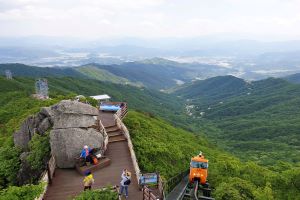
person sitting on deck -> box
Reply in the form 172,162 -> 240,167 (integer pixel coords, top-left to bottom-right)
83,171 -> 94,191
80,145 -> 93,165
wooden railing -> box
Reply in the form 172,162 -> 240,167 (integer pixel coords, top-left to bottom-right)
115,112 -> 167,199
140,173 -> 165,200
35,155 -> 56,200
114,114 -> 141,185
158,175 -> 165,199
115,102 -> 128,119
99,119 -> 108,152
143,186 -> 159,200
47,156 -> 56,184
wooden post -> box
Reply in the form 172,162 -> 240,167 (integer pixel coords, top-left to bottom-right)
47,163 -> 52,185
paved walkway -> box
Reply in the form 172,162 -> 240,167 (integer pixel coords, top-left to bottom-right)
44,111 -> 142,200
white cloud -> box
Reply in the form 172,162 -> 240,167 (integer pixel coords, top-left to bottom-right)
0,0 -> 299,40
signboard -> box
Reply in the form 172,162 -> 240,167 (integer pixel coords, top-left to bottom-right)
139,173 -> 158,185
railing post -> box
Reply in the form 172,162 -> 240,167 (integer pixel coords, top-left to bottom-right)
47,163 -> 51,185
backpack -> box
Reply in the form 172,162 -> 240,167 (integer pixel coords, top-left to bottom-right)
124,178 -> 131,185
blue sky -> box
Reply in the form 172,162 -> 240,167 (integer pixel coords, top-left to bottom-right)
0,0 -> 299,40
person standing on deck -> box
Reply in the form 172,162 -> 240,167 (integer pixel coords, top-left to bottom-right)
83,171 -> 94,191
119,170 -> 131,199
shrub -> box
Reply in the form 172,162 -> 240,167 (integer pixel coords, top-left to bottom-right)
0,183 -> 44,200
74,187 -> 118,200
27,133 -> 51,171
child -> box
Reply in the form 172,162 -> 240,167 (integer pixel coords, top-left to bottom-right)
83,171 -> 94,191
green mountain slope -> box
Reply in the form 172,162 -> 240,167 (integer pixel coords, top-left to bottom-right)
175,75 -> 250,105
75,65 -> 138,85
175,76 -> 300,165
88,62 -> 189,89
1,73 -> 300,199
284,72 -> 300,84
0,75 -> 183,193
125,111 -> 300,200
0,63 -> 85,78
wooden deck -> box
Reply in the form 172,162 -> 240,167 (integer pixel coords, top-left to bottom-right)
44,111 -> 142,200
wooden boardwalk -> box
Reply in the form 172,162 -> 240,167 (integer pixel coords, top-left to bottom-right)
44,111 -> 142,200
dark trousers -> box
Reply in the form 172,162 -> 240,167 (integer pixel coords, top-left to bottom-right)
120,185 -> 128,197
84,186 -> 91,191
85,155 -> 93,164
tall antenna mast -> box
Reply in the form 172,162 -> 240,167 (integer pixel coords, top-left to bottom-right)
5,70 -> 12,80
35,78 -> 49,99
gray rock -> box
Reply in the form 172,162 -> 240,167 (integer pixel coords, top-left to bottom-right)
53,114 -> 98,129
40,107 -> 55,118
52,100 -> 98,116
13,116 -> 36,150
14,131 -> 30,151
37,118 -> 51,135
50,128 -> 104,168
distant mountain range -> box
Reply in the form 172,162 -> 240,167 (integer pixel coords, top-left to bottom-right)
1,37 -> 300,80
283,73 -> 300,84
0,61 -> 237,89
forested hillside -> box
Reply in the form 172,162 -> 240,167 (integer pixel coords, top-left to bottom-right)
125,111 -> 300,200
0,75 -> 184,198
175,76 -> 300,165
284,72 -> 300,84
86,62 -> 189,89
0,63 -> 85,78
1,66 -> 300,199
75,65 -> 136,85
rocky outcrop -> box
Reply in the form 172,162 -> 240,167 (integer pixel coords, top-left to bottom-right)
50,128 -> 104,168
49,101 -> 106,168
14,107 -> 54,151
14,115 -> 46,151
52,114 -> 98,129
51,100 -> 99,116
14,100 -> 107,169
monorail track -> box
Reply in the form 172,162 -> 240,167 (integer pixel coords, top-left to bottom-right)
179,180 -> 214,200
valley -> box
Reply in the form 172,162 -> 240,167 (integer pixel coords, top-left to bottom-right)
1,63 -> 300,199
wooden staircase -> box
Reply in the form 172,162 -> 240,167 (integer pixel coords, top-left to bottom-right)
107,125 -> 127,143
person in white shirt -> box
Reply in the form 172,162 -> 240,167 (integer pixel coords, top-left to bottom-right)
119,169 -> 131,199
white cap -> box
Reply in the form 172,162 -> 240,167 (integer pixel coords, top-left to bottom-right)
84,145 -> 88,149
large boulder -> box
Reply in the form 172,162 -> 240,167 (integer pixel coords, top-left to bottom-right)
51,100 -> 99,116
52,114 -> 98,129
14,100 -> 106,169
50,128 -> 104,168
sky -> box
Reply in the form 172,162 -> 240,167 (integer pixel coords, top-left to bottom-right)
0,0 -> 300,41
